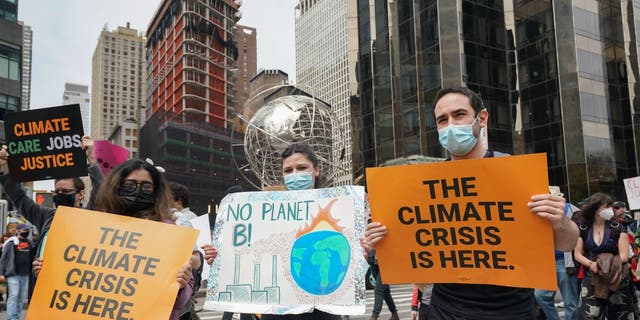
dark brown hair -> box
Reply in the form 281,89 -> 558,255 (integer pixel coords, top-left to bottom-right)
281,143 -> 323,188
96,159 -> 173,221
573,192 -> 613,226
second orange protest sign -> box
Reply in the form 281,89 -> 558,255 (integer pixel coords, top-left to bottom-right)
27,206 -> 198,320
366,153 -> 557,290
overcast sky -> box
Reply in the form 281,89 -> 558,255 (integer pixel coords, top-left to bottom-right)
17,0 -> 298,190
18,0 -> 298,109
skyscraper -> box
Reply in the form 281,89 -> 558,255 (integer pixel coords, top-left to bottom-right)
19,21 -> 31,111
295,0 -> 360,185
90,22 -> 146,140
62,83 -> 91,135
0,0 -> 22,136
356,0 -> 640,203
233,24 -> 257,115
141,0 -> 252,214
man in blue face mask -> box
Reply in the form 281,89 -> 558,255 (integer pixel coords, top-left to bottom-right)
365,87 -> 579,320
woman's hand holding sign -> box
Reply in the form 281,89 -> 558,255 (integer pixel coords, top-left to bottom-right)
176,261 -> 192,289
202,244 -> 217,265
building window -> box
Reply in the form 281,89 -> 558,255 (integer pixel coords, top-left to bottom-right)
0,44 -> 20,81
0,0 -> 18,22
0,94 -> 19,120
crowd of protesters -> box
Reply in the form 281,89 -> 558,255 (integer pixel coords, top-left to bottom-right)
1,86 -> 640,320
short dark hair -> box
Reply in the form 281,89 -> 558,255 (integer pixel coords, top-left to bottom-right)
54,178 -> 85,191
433,86 -> 485,115
169,182 -> 190,208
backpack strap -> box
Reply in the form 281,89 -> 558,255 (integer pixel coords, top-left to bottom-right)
579,224 -> 589,242
610,220 -> 622,242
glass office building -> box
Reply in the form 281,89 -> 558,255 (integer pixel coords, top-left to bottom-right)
356,0 -> 640,203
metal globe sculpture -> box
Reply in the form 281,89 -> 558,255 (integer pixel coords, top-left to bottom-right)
243,95 -> 334,187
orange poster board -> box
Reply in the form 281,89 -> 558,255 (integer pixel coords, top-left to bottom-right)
366,153 -> 557,290
27,206 -> 198,320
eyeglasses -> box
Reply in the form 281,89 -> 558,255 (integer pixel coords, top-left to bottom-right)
120,180 -> 155,195
53,188 -> 77,195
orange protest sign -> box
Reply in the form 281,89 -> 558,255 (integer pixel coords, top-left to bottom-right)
366,153 -> 557,290
27,206 -> 198,320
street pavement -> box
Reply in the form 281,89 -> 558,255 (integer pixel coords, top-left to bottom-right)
4,284 -> 567,319
195,284 -> 415,320
194,284 -> 566,320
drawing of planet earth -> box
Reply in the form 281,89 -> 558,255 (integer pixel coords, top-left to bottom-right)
290,230 -> 351,295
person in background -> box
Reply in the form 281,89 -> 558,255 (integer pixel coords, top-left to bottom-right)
614,201 -> 636,234
574,193 -> 635,319
0,224 -> 33,320
0,231 -> 10,304
368,247 -> 399,320
170,182 -> 198,227
534,193 -> 579,320
410,284 -> 432,320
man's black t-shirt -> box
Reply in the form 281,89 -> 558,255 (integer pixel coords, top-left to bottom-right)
15,239 -> 32,275
260,310 -> 342,320
429,284 -> 535,319
427,150 -> 535,320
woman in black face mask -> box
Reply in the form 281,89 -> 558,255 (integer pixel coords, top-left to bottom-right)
95,159 -> 172,220
92,159 -> 194,320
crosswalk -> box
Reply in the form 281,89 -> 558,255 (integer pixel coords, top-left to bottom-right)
195,284 -> 415,320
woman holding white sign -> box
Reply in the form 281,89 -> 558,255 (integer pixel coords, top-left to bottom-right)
260,143 -> 342,320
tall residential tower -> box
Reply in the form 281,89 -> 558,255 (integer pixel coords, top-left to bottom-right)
141,0 -> 252,214
62,83 -> 91,135
90,22 -> 146,140
295,0 -> 360,185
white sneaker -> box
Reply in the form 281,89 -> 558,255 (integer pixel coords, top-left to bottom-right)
554,301 -> 565,308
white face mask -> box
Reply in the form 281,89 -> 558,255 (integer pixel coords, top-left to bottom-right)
598,207 -> 614,221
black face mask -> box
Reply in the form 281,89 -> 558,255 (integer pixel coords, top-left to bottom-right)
118,191 -> 155,217
53,193 -> 76,207
19,231 -> 29,238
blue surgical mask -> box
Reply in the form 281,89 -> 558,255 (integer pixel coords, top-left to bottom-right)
438,117 -> 479,156
284,172 -> 314,190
